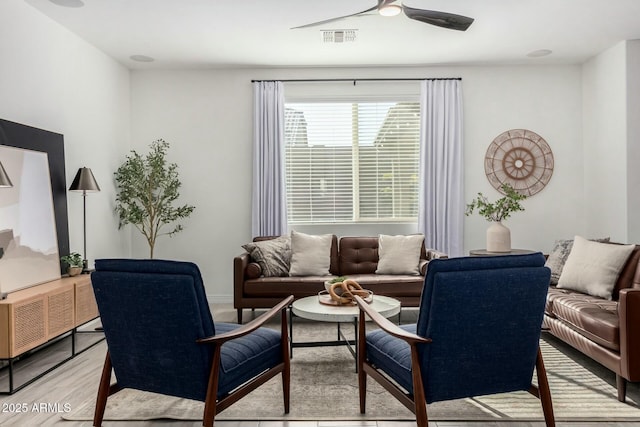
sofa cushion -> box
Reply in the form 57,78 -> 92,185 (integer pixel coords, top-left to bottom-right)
244,274 -> 425,298
289,231 -> 333,276
214,322 -> 282,397
245,262 -> 262,279
545,237 -> 610,285
557,236 -> 635,300
339,236 -> 380,275
545,239 -> 574,285
366,324 -> 417,393
546,287 -> 620,351
347,274 -> 425,296
375,234 -> 424,275
242,235 -> 291,277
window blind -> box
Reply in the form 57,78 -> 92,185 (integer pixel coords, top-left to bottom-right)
284,101 -> 420,224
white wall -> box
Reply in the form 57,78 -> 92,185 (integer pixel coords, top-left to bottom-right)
0,2 -> 131,266
461,66 -> 583,252
582,41 -> 630,242
626,40 -> 640,243
131,65 -> 583,299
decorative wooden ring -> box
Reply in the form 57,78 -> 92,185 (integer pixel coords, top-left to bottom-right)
327,279 -> 369,304
329,282 -> 352,304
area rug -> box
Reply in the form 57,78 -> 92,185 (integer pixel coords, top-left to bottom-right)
64,321 -> 640,422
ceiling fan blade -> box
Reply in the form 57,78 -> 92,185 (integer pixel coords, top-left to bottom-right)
402,5 -> 474,31
291,5 -> 379,29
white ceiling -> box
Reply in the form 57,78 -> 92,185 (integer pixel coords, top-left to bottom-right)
24,0 -> 640,69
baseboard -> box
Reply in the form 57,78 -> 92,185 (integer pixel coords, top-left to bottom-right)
207,294 -> 233,304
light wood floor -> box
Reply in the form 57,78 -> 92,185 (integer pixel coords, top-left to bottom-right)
0,305 -> 638,426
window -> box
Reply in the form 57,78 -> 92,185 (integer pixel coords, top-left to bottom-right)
284,101 -> 420,224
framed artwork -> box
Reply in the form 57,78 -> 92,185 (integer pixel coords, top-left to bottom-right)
0,119 -> 69,297
0,145 -> 61,294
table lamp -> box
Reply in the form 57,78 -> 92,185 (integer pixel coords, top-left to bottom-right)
69,167 -> 100,273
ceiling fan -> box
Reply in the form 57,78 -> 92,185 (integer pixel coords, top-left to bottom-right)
291,0 -> 474,31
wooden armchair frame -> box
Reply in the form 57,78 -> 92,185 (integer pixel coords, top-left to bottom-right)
94,295 -> 293,427
355,295 -> 555,427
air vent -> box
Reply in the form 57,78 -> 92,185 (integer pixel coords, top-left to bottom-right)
321,29 -> 357,43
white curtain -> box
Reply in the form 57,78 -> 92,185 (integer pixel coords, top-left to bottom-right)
251,81 -> 288,237
418,79 -> 464,257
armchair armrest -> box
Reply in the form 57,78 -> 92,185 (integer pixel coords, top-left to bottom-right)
619,288 -> 640,380
354,294 -> 430,411
354,295 -> 430,345
198,295 -> 294,346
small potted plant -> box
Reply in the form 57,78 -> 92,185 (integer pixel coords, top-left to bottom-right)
61,252 -> 83,276
465,183 -> 526,252
325,276 -> 348,293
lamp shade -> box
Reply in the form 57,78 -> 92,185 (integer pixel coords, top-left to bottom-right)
0,161 -> 13,188
69,167 -> 100,192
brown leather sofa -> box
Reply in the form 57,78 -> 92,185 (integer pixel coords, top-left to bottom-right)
543,244 -> 640,402
234,235 -> 447,324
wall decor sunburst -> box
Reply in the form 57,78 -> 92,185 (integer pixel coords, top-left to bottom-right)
485,129 -> 554,196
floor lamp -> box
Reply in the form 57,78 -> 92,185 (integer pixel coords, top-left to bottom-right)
69,167 -> 100,273
0,160 -> 12,298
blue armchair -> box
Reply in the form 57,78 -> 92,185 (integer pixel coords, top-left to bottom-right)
90,259 -> 293,427
355,253 -> 555,427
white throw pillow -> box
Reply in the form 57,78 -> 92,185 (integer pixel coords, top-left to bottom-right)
545,237 -> 610,285
289,230 -> 333,276
375,234 -> 424,275
557,235 -> 635,300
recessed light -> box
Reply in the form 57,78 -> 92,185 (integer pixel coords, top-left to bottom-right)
49,0 -> 85,8
527,49 -> 552,58
129,55 -> 155,63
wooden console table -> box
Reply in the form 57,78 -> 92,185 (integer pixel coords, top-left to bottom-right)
0,274 -> 103,394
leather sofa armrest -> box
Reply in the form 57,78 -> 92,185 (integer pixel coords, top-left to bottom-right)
427,249 -> 448,260
234,253 -> 251,307
419,249 -> 448,275
419,259 -> 429,275
619,288 -> 640,380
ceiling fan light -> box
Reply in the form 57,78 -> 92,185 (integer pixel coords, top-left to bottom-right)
379,4 -> 402,17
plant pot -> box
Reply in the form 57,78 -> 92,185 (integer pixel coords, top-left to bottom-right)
67,266 -> 82,277
486,221 -> 511,252
324,280 -> 343,295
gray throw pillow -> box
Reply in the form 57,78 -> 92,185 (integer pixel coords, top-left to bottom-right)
545,237 -> 610,285
242,236 -> 291,277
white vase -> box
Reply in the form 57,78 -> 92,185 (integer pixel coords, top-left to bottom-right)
486,221 -> 511,252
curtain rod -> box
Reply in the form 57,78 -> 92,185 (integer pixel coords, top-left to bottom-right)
251,78 -> 461,83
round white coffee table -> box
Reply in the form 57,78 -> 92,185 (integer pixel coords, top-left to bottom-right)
289,294 -> 401,370
292,294 -> 401,322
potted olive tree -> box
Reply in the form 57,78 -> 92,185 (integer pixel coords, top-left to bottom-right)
114,139 -> 195,258
465,183 -> 526,252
